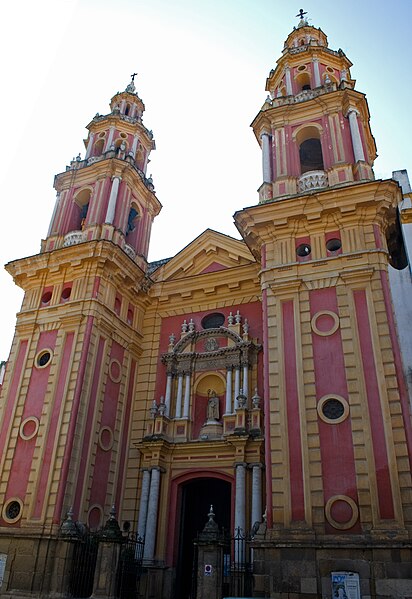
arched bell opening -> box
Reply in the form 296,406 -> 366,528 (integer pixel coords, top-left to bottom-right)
386,209 -> 408,270
299,137 -> 324,174
93,138 -> 105,157
296,72 -> 311,92
71,188 -> 91,232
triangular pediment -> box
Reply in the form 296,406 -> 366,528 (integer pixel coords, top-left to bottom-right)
150,229 -> 255,281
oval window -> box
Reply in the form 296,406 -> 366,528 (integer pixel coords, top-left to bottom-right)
201,313 -> 225,329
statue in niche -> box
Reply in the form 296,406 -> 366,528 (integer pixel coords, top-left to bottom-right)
206,390 -> 220,421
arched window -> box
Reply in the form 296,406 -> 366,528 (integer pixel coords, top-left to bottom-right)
125,103 -> 131,116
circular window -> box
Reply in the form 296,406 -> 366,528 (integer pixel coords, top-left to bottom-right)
296,243 -> 311,258
317,394 -> 349,424
201,313 -> 225,329
3,498 -> 23,523
41,291 -> 52,305
297,64 -> 307,71
35,349 -> 52,369
61,287 -> 72,301
322,398 -> 344,419
326,238 -> 342,253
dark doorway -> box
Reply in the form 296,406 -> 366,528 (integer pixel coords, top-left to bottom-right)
175,477 -> 231,599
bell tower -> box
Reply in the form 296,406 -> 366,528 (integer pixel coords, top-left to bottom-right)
0,77 -> 160,594
254,12 -> 375,204
44,75 -> 160,268
235,13 -> 412,596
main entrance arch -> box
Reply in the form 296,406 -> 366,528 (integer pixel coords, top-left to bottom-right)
174,475 -> 232,599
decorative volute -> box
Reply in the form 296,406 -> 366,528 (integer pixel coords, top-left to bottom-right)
43,75 -> 161,270
252,13 -> 377,203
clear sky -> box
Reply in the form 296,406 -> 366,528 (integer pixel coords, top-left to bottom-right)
1,0 -> 411,360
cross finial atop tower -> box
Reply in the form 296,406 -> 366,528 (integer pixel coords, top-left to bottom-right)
125,73 -> 137,94
295,8 -> 308,20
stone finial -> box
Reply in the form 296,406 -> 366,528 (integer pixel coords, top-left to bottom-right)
168,332 -> 176,347
242,318 -> 249,335
188,318 -> 195,332
60,507 -> 81,541
237,389 -> 247,409
199,504 -> 219,539
235,310 -> 241,324
252,388 -> 261,408
227,312 -> 234,325
181,319 -> 188,333
158,399 -> 166,416
150,400 -> 158,418
126,73 -> 137,93
100,505 -> 122,541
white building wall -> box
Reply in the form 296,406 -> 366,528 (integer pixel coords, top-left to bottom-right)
389,170 -> 412,406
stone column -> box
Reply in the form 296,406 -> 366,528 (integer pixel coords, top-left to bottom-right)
47,192 -> 61,236
251,464 -> 263,529
164,372 -> 173,417
347,109 -> 365,162
85,132 -> 95,159
130,133 -> 139,158
234,463 -> 246,563
175,373 -> 184,418
313,58 -> 321,87
242,364 -> 249,401
137,469 -> 151,538
234,367 -> 240,410
285,67 -> 293,96
234,463 -> 246,534
225,368 -> 232,414
104,126 -> 115,152
105,176 -> 121,224
261,132 -> 272,183
143,468 -> 161,561
183,372 -> 191,418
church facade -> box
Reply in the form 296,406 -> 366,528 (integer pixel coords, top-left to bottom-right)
0,15 -> 412,599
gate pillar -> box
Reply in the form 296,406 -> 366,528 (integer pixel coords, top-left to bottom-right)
195,506 -> 225,599
92,507 -> 123,599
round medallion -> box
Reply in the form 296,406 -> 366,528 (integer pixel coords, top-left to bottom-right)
98,426 -> 114,451
325,495 -> 359,530
19,417 -> 40,441
311,310 -> 339,337
109,359 -> 122,383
